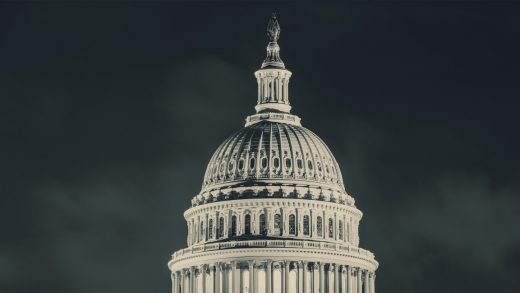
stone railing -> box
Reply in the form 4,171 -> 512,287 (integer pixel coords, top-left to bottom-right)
171,239 -> 374,261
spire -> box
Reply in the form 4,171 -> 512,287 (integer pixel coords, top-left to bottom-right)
253,13 -> 293,114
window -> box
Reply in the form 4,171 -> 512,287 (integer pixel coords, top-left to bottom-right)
317,216 -> 323,237
231,215 -> 237,237
297,159 -> 303,169
274,214 -> 282,235
338,220 -> 343,240
308,160 -> 313,170
260,214 -> 267,235
303,215 -> 310,236
249,157 -> 256,170
208,219 -> 213,239
245,214 -> 251,235
289,214 -> 296,235
218,217 -> 224,238
273,157 -> 280,169
261,157 -> 268,169
328,218 -> 334,238
238,159 -> 245,171
285,158 -> 292,169
200,221 -> 205,240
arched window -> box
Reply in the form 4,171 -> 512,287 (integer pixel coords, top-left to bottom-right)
317,216 -> 323,237
338,220 -> 344,240
259,214 -> 267,235
274,214 -> 282,236
245,214 -> 251,235
231,215 -> 237,237
208,219 -> 213,239
289,214 -> 296,235
328,218 -> 334,238
218,217 -> 224,238
303,215 -> 310,236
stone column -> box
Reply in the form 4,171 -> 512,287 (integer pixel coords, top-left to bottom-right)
249,261 -> 255,293
346,267 -> 351,293
171,273 -> 176,293
298,261 -> 304,293
334,265 -> 339,293
215,264 -> 221,293
356,269 -> 362,293
201,265 -> 206,293
266,261 -> 272,293
232,261 -> 238,293
319,263 -> 324,293
222,264 -> 228,293
371,274 -> 375,293
363,271 -> 369,293
285,261 -> 290,293
180,270 -> 185,293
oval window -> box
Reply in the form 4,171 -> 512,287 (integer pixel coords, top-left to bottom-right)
249,157 -> 256,169
238,159 -> 244,171
297,159 -> 303,169
308,160 -> 313,170
273,157 -> 280,168
228,161 -> 235,172
261,157 -> 268,169
285,158 -> 292,168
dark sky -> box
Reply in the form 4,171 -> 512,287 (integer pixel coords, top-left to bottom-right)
1,1 -> 520,293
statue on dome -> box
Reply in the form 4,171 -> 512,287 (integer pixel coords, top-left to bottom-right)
267,13 -> 280,42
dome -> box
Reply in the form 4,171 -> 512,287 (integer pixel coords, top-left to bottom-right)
201,120 -> 346,194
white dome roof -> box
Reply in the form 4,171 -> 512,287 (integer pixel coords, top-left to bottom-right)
201,120 -> 346,194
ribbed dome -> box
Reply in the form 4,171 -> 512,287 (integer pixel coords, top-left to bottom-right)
201,120 -> 346,194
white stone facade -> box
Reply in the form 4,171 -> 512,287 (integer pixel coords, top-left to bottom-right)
168,14 -> 378,293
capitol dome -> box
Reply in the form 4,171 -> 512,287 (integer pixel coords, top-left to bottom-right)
169,14 -> 377,293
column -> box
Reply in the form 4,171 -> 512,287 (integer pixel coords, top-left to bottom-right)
334,265 -> 339,293
285,261 -> 290,293
266,261 -> 272,293
215,264 -> 221,293
201,265 -> 206,293
232,261 -> 238,293
319,263 -> 324,293
371,274 -> 375,293
253,265 -> 259,293
356,269 -> 362,293
346,267 -> 351,293
223,264 -> 228,293
249,261 -> 255,293
180,270 -> 185,293
191,267 -> 196,293
298,262 -> 304,293
171,273 -> 176,293
363,271 -> 369,293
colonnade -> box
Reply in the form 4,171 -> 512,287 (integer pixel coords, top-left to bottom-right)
171,261 -> 375,293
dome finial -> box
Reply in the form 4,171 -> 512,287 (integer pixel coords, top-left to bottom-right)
267,13 -> 280,42
261,13 -> 285,69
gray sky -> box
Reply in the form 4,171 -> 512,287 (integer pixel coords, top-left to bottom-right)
1,2 -> 519,293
